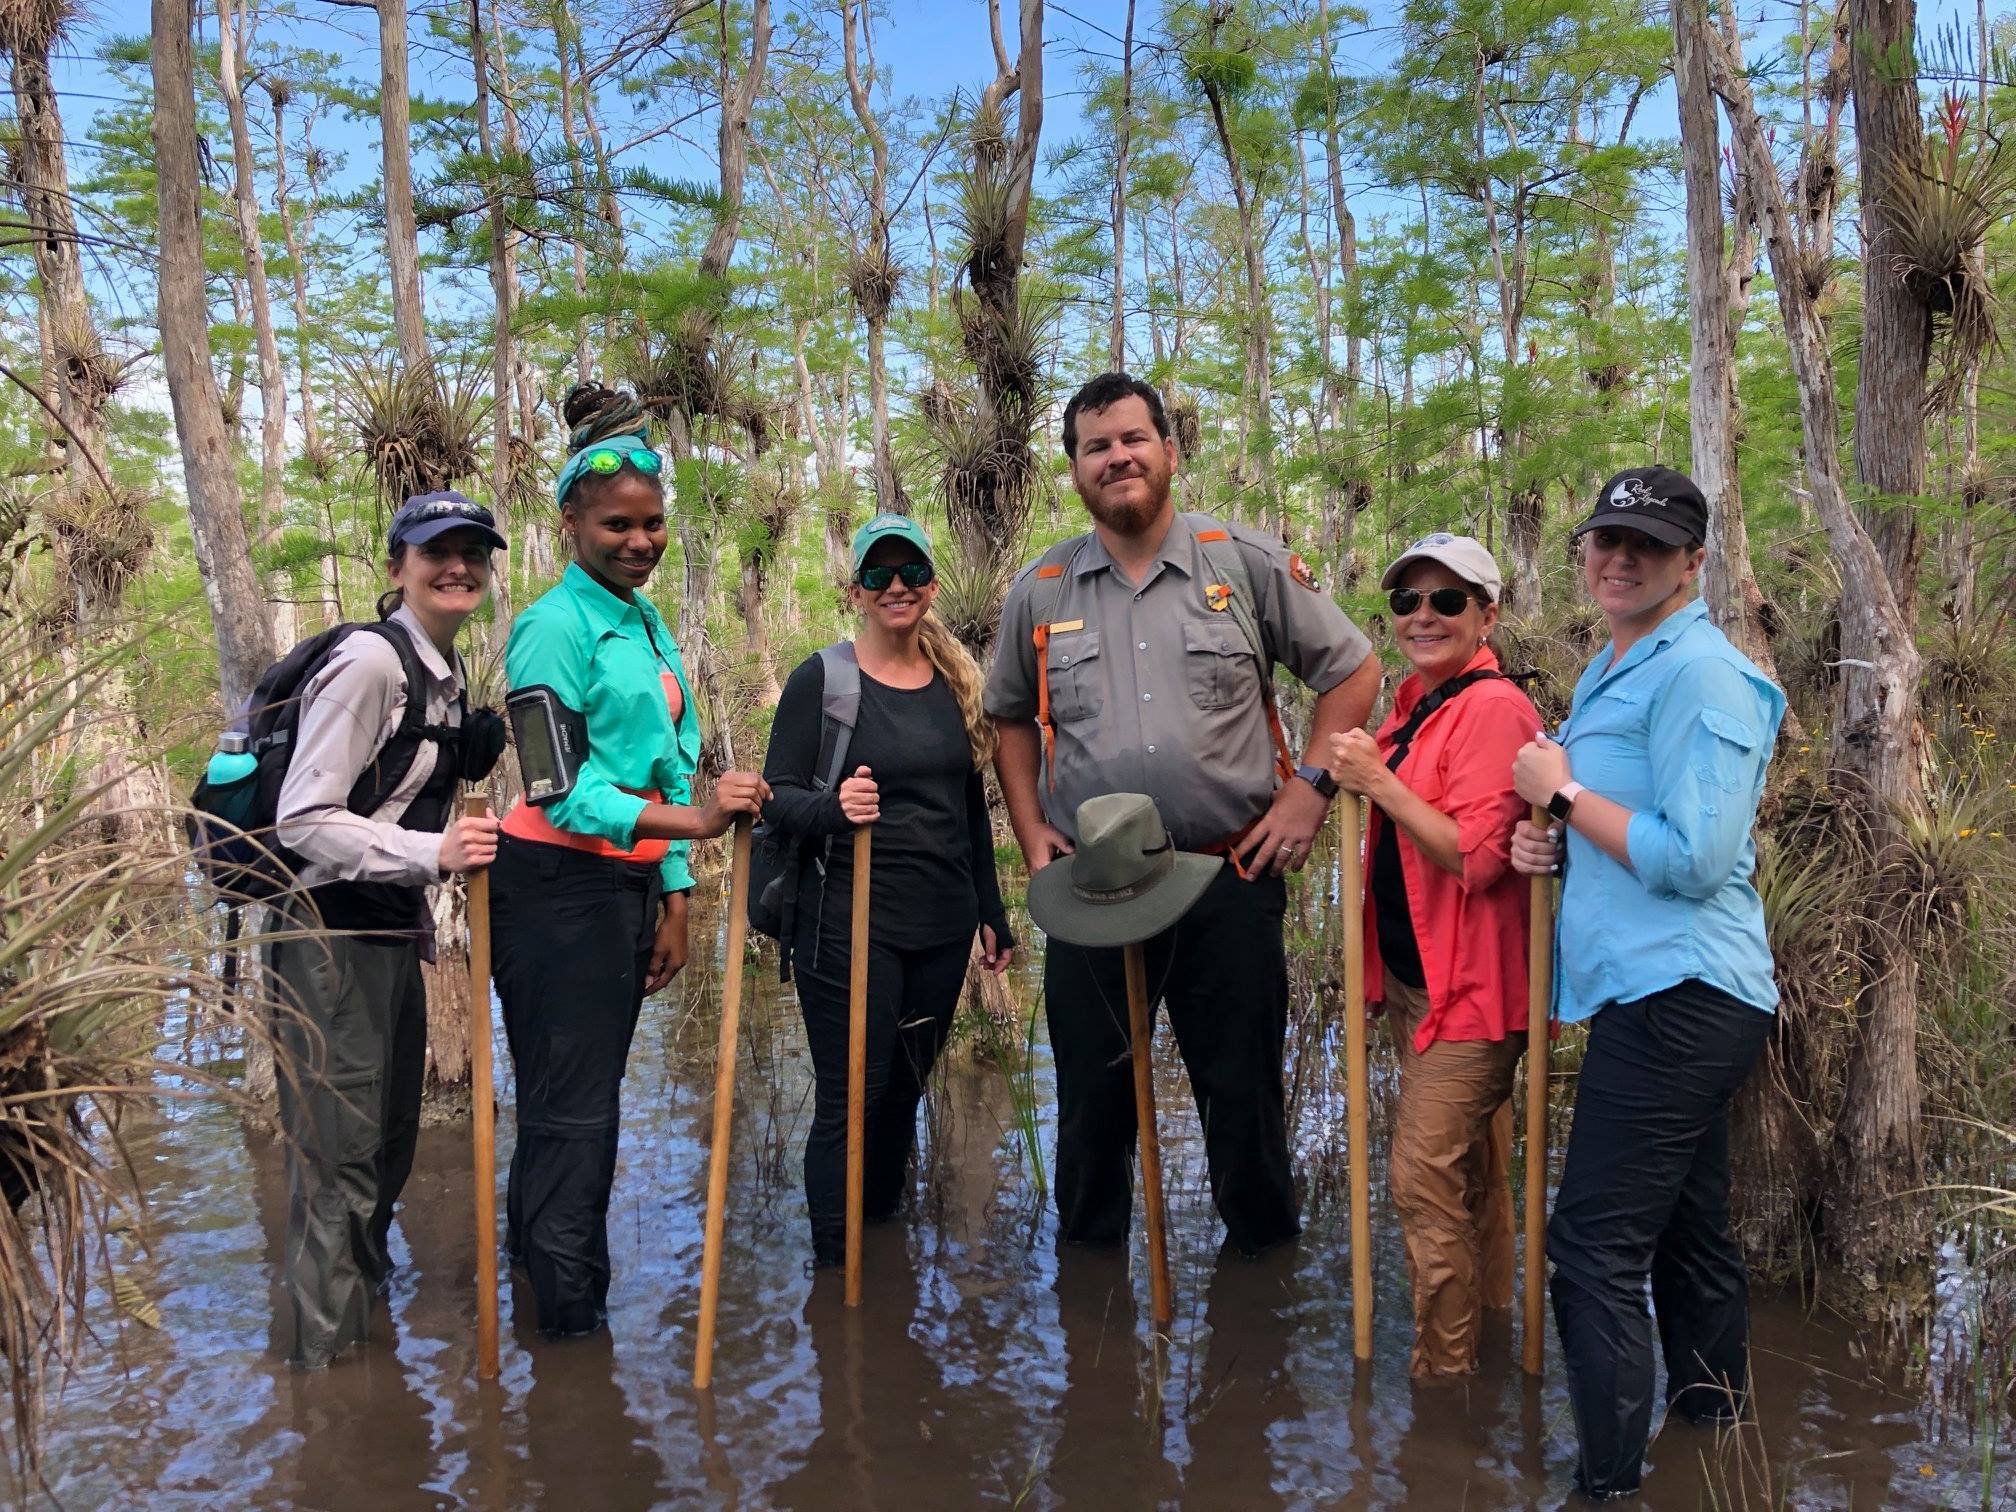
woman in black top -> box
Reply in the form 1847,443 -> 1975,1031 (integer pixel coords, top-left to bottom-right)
763,513 -> 1015,1267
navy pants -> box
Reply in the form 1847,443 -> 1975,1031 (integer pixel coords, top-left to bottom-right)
1042,867 -> 1298,1256
792,911 -> 970,1266
1548,978 -> 1772,1499
491,835 -> 661,1335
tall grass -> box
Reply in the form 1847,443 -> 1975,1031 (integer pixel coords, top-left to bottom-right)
0,622 -> 285,1480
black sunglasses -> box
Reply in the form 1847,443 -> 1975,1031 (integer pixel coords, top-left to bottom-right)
858,561 -> 935,592
1388,586 -> 1477,617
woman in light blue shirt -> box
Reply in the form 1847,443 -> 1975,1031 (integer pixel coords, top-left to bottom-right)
1509,466 -> 1785,1503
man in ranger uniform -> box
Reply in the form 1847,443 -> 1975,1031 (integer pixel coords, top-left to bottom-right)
987,372 -> 1379,1256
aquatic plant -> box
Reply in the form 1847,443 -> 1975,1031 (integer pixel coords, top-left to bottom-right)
0,620 -> 284,1480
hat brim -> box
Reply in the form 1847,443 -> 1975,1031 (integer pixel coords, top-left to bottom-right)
398,516 -> 509,552
1378,548 -> 1498,600
1571,510 -> 1698,547
850,526 -> 935,573
1026,850 -> 1224,948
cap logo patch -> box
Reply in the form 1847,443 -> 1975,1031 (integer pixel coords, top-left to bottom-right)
1610,477 -> 1657,510
1204,583 -> 1232,612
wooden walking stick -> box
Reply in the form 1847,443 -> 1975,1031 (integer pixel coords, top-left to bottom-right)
465,794 -> 500,1381
1340,795 -> 1373,1362
845,826 -> 872,1308
693,817 -> 754,1391
1524,805 -> 1555,1377
1123,941 -> 1174,1331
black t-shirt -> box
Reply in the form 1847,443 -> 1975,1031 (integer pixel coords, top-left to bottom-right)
762,653 -> 1012,953
1371,811 -> 1425,990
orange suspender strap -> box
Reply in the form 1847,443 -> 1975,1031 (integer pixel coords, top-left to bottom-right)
1032,564 -> 1066,792
1202,819 -> 1260,882
1194,528 -> 1296,781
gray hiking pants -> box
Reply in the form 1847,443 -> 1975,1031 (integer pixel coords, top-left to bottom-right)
269,928 -> 427,1367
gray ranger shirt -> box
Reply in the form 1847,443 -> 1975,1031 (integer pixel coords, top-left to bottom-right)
985,513 -> 1372,850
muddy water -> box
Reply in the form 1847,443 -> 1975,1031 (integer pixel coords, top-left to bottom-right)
18,906 -> 1998,1510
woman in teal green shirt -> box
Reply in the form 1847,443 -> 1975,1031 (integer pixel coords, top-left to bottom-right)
492,383 -> 768,1336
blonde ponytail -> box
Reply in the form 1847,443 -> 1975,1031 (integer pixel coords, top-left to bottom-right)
917,611 -> 996,768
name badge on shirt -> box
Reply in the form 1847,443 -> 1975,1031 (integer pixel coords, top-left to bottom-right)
1047,618 -> 1085,634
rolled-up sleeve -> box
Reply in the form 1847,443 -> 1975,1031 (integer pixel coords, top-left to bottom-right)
1626,660 -> 1771,899
504,612 -> 650,849
1438,693 -> 1535,895
984,567 -> 1042,720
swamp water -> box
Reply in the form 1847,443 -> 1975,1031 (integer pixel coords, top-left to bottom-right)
13,894 -> 2003,1510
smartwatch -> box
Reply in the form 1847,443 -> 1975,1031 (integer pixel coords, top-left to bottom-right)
1295,763 -> 1340,802
1547,781 -> 1586,823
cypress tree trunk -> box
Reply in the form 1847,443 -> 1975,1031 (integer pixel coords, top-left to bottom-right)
153,0 -> 278,712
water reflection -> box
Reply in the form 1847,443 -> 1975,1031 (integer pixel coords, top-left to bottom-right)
12,903 -> 1993,1511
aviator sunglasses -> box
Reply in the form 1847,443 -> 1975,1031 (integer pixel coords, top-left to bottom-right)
582,445 -> 664,477
857,561 -> 936,592
1388,585 -> 1478,617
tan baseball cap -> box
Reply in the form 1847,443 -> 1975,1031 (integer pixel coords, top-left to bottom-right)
1379,532 -> 1504,603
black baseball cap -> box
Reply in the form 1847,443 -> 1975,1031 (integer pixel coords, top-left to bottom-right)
388,490 -> 507,553
1572,466 -> 1707,548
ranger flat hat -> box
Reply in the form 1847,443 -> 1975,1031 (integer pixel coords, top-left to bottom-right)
1026,793 -> 1223,948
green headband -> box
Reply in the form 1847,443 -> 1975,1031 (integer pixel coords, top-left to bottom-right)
553,431 -> 655,508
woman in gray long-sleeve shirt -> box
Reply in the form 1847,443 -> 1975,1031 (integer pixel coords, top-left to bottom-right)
268,490 -> 505,1368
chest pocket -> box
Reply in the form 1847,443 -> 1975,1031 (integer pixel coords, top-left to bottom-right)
1046,630 -> 1103,723
591,633 -> 672,752
1567,685 -> 1648,743
1182,620 -> 1258,712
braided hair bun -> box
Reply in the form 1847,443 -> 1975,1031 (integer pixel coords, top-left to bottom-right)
562,382 -> 648,449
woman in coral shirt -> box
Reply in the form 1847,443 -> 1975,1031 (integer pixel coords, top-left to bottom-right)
1329,532 -> 1540,1378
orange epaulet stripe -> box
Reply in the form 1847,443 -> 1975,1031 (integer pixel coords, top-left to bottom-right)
1194,529 -> 1230,543
1036,564 -> 1065,579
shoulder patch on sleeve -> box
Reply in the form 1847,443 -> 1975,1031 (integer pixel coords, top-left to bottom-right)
1288,552 -> 1320,591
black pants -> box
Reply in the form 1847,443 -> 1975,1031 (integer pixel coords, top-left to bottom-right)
792,910 -> 970,1266
1042,866 -> 1297,1255
491,835 -> 662,1335
269,927 -> 427,1367
1548,978 -> 1773,1499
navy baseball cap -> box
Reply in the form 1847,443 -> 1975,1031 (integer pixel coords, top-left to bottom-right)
389,490 -> 507,553
1573,467 -> 1707,548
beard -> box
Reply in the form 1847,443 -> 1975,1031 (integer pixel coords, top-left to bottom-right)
1081,464 -> 1172,535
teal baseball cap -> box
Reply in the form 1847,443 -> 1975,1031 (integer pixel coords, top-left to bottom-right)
850,512 -> 936,574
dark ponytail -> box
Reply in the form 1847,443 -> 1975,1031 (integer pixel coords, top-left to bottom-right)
377,543 -> 408,620
562,381 -> 648,450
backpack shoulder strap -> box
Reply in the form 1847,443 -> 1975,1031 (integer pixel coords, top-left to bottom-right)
1027,534 -> 1094,793
813,641 -> 862,791
1382,669 -> 1503,774
346,620 -> 439,814
1186,514 -> 1295,781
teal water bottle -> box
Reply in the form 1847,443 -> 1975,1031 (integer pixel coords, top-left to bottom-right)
206,730 -> 257,786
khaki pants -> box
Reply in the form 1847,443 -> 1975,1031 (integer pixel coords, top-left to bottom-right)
1383,977 -> 1523,1376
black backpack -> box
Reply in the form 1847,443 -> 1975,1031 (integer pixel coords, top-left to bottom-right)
186,620 -> 465,903
748,642 -> 861,979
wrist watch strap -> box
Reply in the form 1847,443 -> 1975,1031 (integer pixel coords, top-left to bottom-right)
1295,762 -> 1339,801
1547,780 -> 1585,822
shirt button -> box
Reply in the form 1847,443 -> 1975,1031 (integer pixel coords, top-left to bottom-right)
1142,692 -> 1152,702
1147,744 -> 1157,754
1138,641 -> 1147,651
1060,654 -> 1070,665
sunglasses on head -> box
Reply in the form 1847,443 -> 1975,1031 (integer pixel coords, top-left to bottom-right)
582,445 -> 663,477
857,561 -> 935,592
1388,586 -> 1477,617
